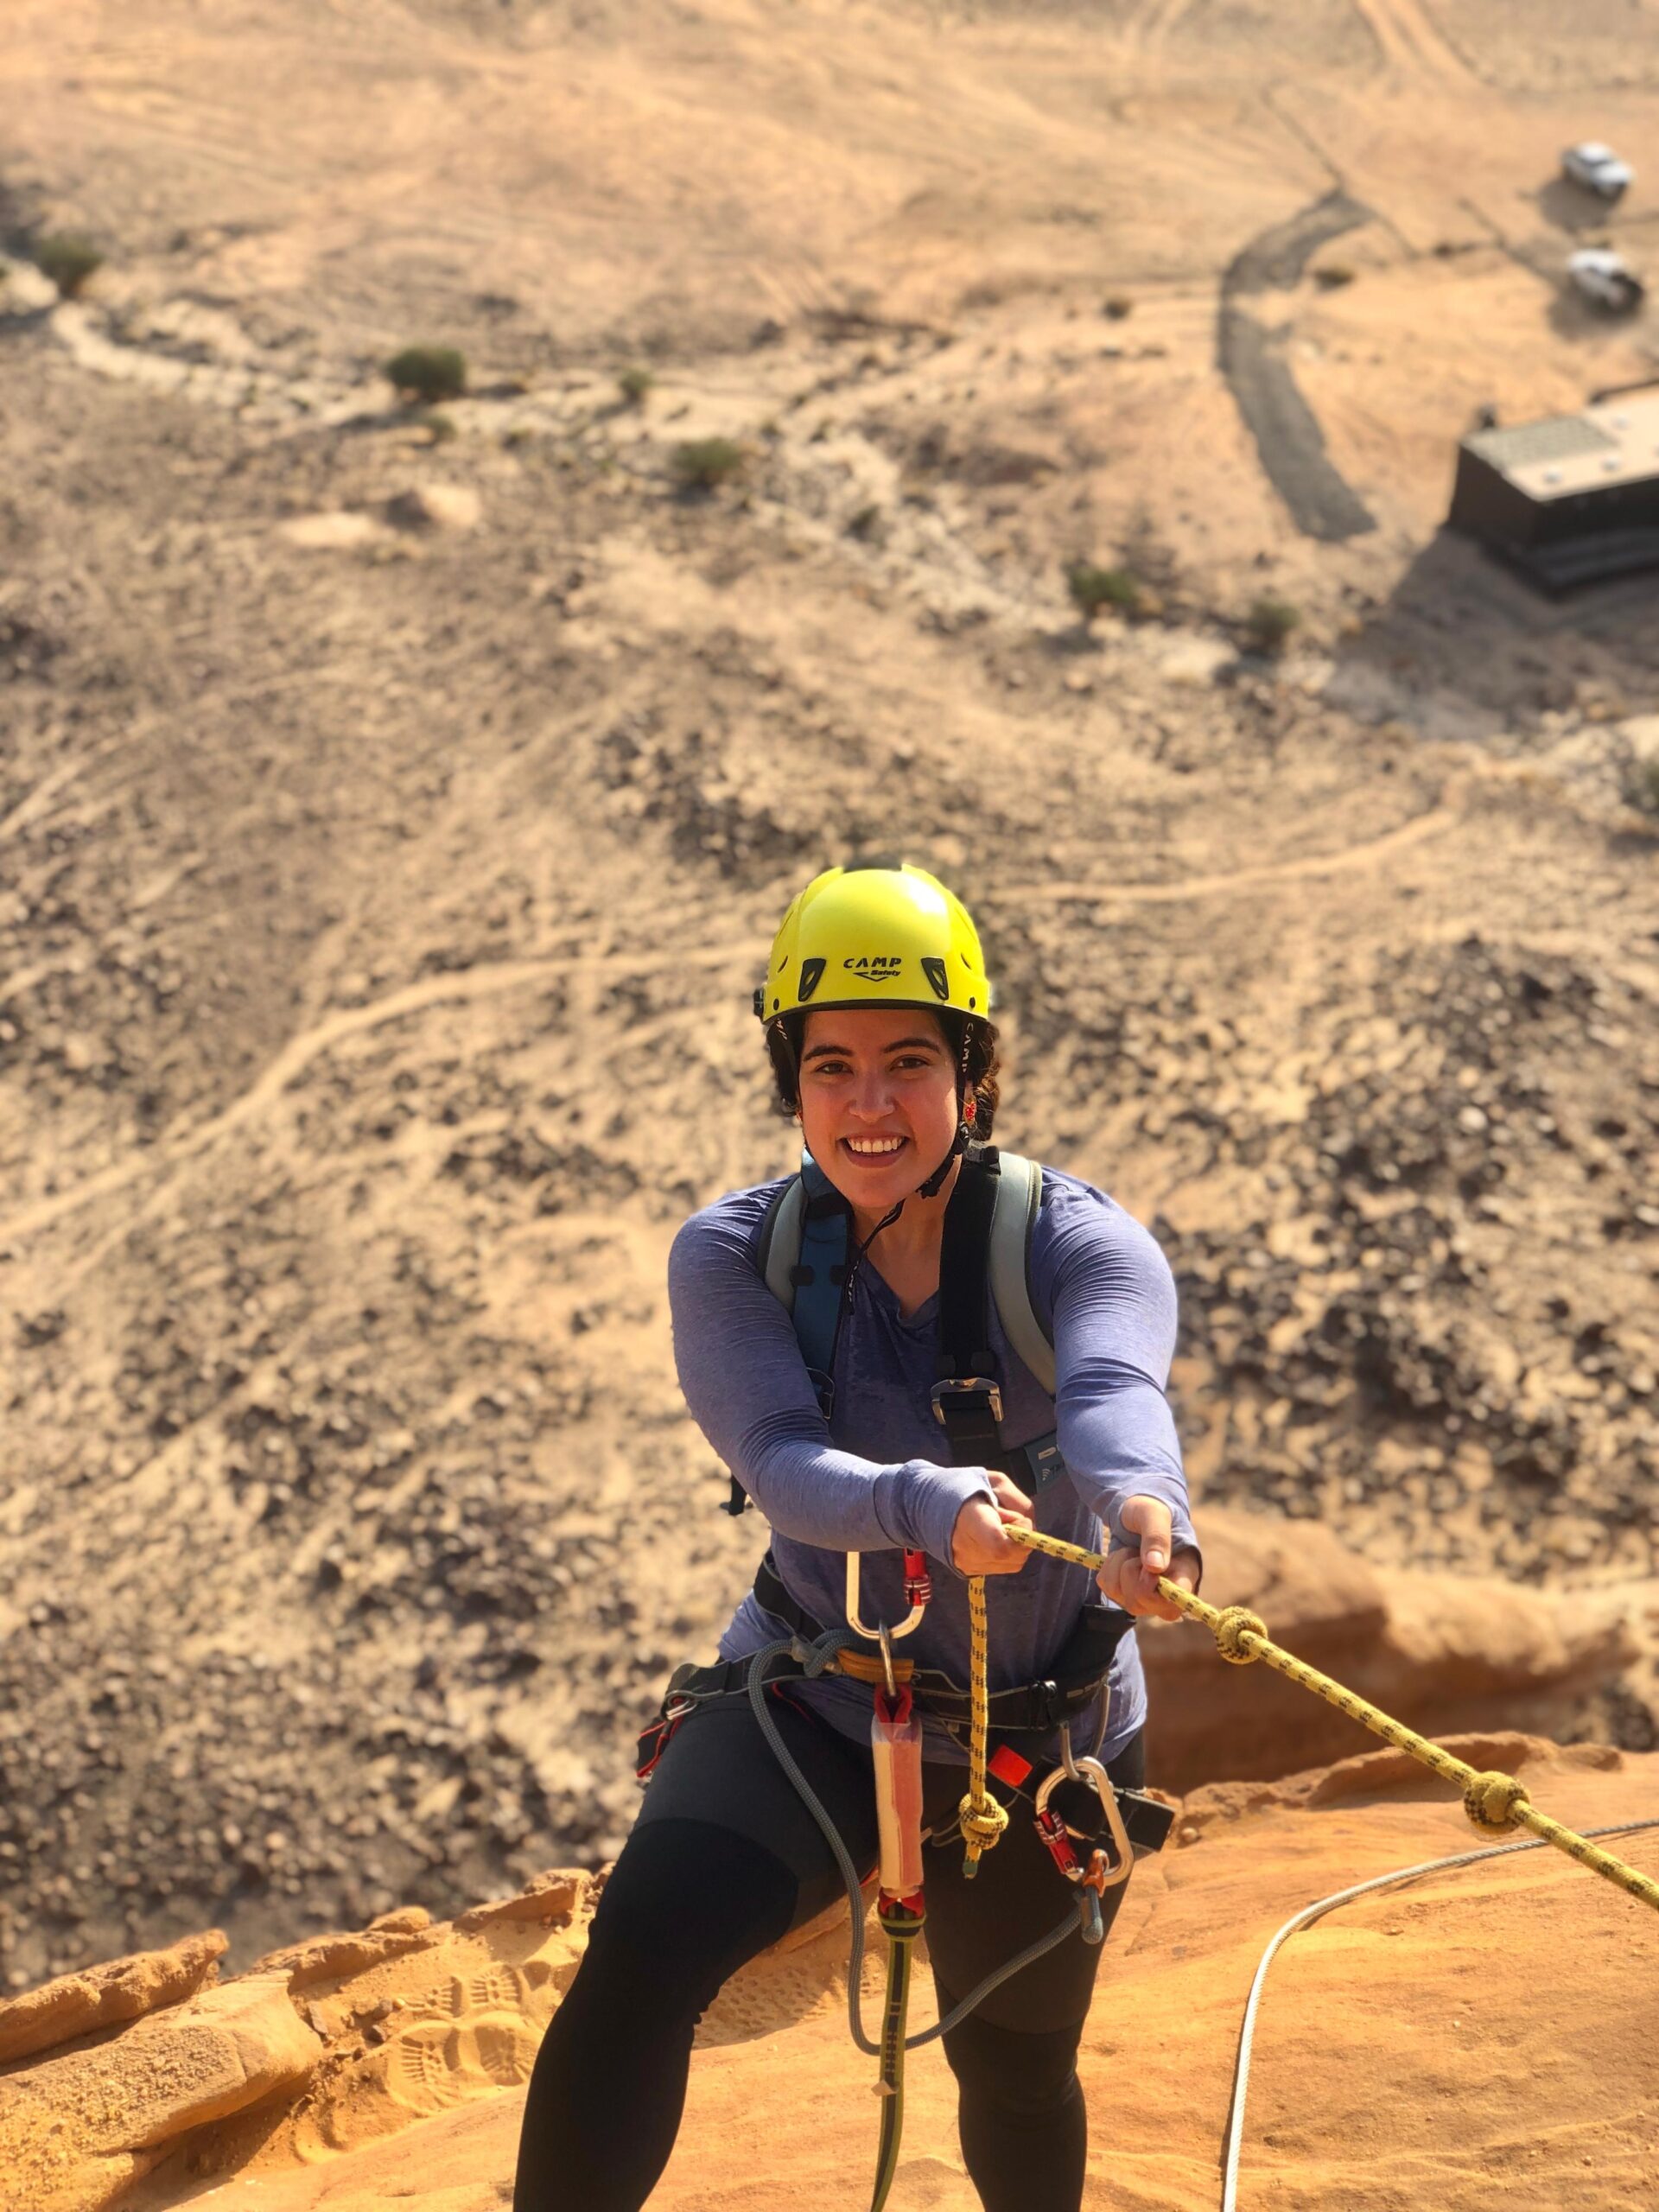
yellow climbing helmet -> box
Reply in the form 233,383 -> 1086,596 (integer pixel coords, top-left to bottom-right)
753,861 -> 992,1025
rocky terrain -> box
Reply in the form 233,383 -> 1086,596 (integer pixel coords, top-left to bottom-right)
3,0 -> 1658,2044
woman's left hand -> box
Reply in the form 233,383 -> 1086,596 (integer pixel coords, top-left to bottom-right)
1095,1495 -> 1200,1623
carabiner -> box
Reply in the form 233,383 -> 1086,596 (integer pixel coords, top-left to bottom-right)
846,1551 -> 928,1646
877,1621 -> 898,1702
1058,1721 -> 1082,1782
1033,1755 -> 1133,1893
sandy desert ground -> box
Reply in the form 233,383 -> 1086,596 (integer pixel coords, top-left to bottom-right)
2,3 -> 1659,2196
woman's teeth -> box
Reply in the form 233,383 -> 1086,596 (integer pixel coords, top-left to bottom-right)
844,1137 -> 906,1155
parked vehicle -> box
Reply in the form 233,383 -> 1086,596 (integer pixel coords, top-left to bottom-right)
1568,247 -> 1646,315
1561,143 -> 1634,201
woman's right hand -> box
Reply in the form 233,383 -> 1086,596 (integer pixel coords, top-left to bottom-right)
950,1471 -> 1033,1576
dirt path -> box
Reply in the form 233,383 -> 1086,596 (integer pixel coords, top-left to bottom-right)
1000,772 -> 1465,904
0,940 -> 744,1250
0,785 -> 1461,1251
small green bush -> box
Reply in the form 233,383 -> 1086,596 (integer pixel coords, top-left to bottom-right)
1066,561 -> 1140,618
1102,295 -> 1134,321
1621,754 -> 1659,817
385,345 -> 467,404
1314,264 -> 1356,290
672,436 -> 746,489
422,410 -> 458,443
618,365 -> 654,405
35,233 -> 104,299
1243,594 -> 1301,652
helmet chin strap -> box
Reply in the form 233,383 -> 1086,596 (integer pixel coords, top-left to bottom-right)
914,1121 -> 967,1201
844,1124 -> 962,1293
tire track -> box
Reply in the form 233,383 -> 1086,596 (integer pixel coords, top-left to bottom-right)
1351,0 -> 1476,83
1121,0 -> 1199,57
1218,188 -> 1379,542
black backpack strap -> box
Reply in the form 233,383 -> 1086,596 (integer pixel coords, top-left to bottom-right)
931,1146 -> 1007,1467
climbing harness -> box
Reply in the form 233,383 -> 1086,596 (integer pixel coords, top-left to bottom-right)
734,1541 -> 1158,2212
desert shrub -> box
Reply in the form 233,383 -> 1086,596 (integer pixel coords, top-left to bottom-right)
34,233 -> 104,298
385,345 -> 467,404
422,410 -> 458,443
618,365 -> 654,405
1066,561 -> 1140,618
1103,295 -> 1134,320
847,504 -> 882,542
672,436 -> 746,489
1621,754 -> 1659,817
1314,264 -> 1357,289
1243,594 -> 1301,652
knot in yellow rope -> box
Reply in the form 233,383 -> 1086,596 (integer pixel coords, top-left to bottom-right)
1213,1605 -> 1268,1665
1463,1770 -> 1530,1836
958,1792 -> 1010,1871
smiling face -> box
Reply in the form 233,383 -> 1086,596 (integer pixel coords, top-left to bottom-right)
796,1007 -> 961,1205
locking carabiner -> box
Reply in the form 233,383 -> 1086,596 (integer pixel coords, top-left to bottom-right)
1033,1754 -> 1134,1897
846,1550 -> 929,1646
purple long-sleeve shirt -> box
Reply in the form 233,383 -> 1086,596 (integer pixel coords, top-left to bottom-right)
668,1164 -> 1198,1765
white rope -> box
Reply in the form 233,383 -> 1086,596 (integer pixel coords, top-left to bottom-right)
1221,1815 -> 1659,2212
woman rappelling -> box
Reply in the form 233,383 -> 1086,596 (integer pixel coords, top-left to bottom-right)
515,859 -> 1203,2212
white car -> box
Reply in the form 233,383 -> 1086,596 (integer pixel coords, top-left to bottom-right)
1562,143 -> 1634,201
1568,247 -> 1645,314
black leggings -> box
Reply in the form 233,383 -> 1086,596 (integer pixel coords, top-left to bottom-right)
515,1689 -> 1145,2211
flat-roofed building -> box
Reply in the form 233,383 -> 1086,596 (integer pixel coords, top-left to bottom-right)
1448,388 -> 1659,591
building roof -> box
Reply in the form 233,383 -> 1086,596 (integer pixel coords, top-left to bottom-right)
1463,390 -> 1659,502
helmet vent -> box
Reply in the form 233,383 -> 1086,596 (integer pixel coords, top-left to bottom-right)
922,957 -> 950,1001
798,957 -> 826,1002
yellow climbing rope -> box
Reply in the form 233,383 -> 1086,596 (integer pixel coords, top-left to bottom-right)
957,1575 -> 1009,1875
1004,1524 -> 1659,1918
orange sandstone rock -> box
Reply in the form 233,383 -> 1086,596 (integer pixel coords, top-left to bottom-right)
0,1929 -> 227,2067
251,1906 -> 438,1992
1140,1506 -> 1636,1791
0,1972 -> 320,2212
454,1868 -> 589,1931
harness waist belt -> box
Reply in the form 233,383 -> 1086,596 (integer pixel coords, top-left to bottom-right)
750,1552 -> 1135,1733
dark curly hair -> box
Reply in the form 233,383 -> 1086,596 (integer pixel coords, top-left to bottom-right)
766,1009 -> 1001,1137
